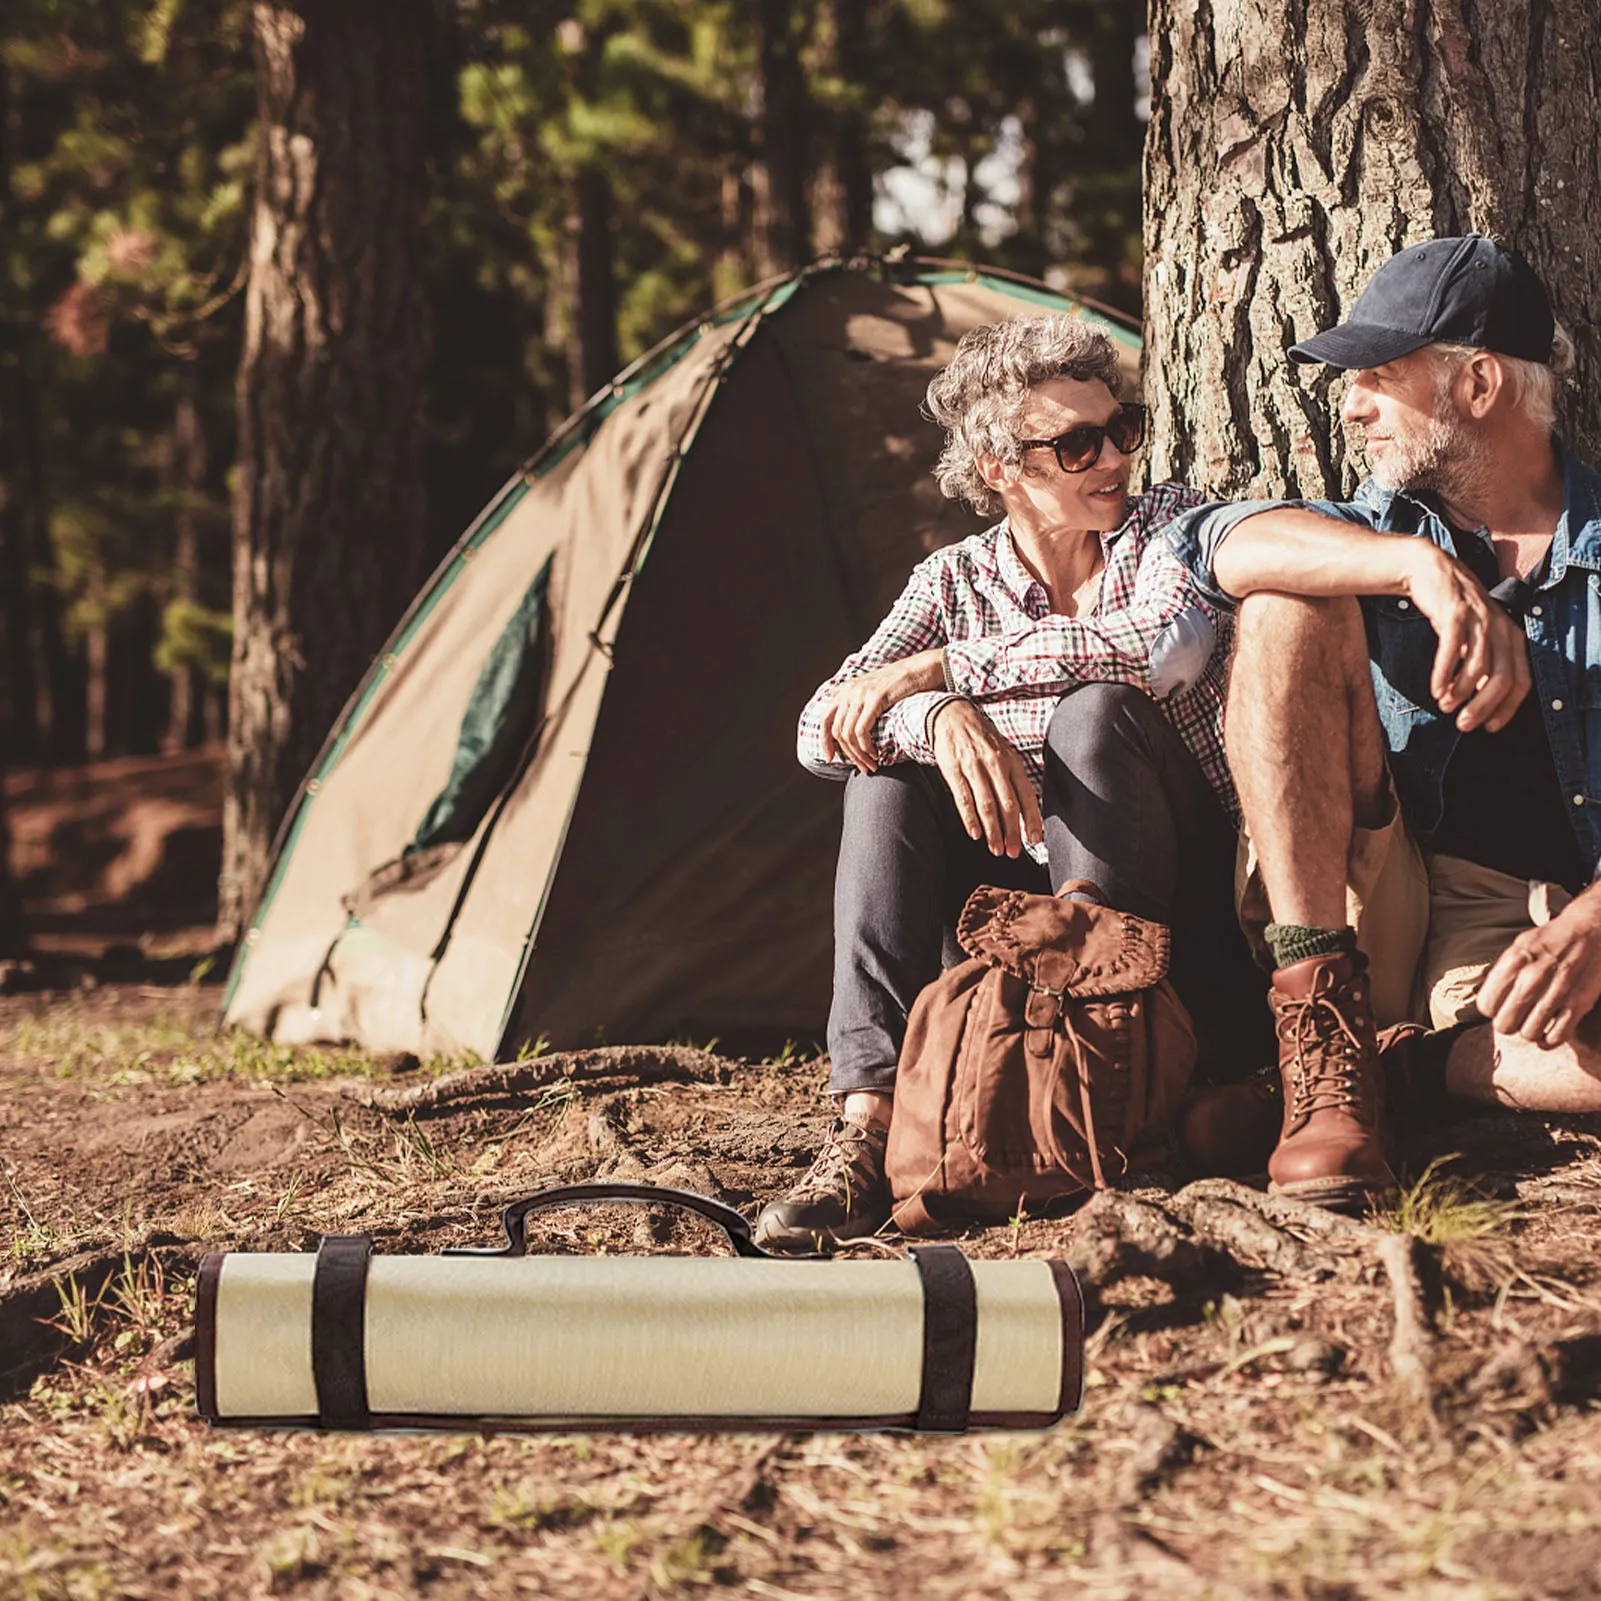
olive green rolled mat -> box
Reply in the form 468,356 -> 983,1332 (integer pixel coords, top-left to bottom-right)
193,1183 -> 1084,1434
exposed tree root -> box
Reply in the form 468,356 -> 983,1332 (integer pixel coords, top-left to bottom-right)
360,1046 -> 728,1115
1065,1191 -> 1239,1302
1065,1181 -> 1458,1431
1065,1176 -> 1392,1307
1166,1177 -> 1379,1243
1377,1231 -> 1437,1420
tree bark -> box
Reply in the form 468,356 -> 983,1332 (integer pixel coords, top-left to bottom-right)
83,565 -> 107,761
1144,0 -> 1601,499
0,774 -> 21,959
165,385 -> 206,752
566,162 -> 619,410
1082,0 -> 1143,309
220,0 -> 432,942
0,307 -> 65,765
561,18 -> 619,411
754,0 -> 813,274
810,0 -> 872,257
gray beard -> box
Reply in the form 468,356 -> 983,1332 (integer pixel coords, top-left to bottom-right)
1363,408 -> 1490,510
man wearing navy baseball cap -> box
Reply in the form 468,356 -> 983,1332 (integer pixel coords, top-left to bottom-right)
1166,234 -> 1600,1210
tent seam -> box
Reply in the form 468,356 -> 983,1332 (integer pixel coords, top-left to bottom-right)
488,267 -> 827,1062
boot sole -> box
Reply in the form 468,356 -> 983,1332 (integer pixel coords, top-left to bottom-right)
1268,1174 -> 1396,1215
753,1213 -> 892,1257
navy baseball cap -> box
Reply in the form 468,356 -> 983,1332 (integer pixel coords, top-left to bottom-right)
1289,235 -> 1555,369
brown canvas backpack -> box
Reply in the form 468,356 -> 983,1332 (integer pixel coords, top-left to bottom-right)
885,882 -> 1197,1234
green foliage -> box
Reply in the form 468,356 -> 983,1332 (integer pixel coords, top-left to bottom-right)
154,594 -> 231,682
2,0 -> 1145,760
3,0 -> 251,756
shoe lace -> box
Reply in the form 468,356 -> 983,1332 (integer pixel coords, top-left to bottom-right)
790,1119 -> 879,1203
1275,976 -> 1368,1122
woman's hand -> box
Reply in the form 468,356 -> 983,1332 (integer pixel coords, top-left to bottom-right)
930,699 -> 1044,858
820,649 -> 946,773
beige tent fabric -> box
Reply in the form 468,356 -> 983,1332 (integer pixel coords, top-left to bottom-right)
228,318 -> 749,1054
209,1252 -> 1065,1421
225,265 -> 1141,1059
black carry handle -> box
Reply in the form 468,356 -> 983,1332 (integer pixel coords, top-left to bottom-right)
443,1181 -> 777,1260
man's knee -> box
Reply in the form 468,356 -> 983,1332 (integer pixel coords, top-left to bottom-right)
1044,682 -> 1161,771
1234,591 -> 1366,662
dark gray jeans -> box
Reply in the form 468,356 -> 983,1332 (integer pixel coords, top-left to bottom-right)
826,683 -> 1269,1095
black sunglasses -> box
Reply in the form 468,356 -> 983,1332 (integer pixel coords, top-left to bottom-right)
1017,403 -> 1148,473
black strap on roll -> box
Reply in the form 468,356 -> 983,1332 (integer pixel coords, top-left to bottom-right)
312,1234 -> 373,1430
908,1243 -> 977,1433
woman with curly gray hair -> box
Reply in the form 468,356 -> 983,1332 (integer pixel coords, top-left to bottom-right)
757,312 -> 1270,1254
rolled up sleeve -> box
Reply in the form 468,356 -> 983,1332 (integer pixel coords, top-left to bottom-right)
1161,499 -> 1287,609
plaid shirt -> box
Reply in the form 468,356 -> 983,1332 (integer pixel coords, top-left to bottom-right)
797,482 -> 1237,820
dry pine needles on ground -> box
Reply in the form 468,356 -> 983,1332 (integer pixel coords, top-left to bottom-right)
6,983 -> 1601,1598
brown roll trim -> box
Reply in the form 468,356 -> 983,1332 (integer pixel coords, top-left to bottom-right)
907,1243 -> 977,1432
311,1235 -> 373,1430
1049,1257 -> 1086,1414
197,1407 -> 1067,1435
193,1253 -> 222,1422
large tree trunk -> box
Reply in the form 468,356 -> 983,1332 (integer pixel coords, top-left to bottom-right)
83,565 -> 107,761
754,0 -> 813,275
810,0 -> 872,258
219,0 -> 432,943
0,315 -> 66,763
0,778 -> 21,959
566,162 -> 619,410
562,19 -> 619,411
1082,0 -> 1143,312
165,385 -> 206,752
1144,0 -> 1601,499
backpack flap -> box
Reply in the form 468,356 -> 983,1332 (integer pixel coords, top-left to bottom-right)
956,886 -> 1171,995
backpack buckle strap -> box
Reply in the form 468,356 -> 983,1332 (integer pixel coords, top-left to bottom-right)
1025,981 -> 1061,1056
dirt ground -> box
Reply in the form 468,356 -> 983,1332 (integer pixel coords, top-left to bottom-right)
6,978 -> 1601,1600
7,757 -> 1601,1598
4,746 -> 224,964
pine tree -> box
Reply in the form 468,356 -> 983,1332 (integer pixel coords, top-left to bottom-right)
1144,0 -> 1601,496
219,0 -> 433,941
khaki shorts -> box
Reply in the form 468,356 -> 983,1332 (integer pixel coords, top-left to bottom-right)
1235,790 -> 1567,1031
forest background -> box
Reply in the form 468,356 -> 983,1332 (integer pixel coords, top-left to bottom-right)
0,0 -> 1143,806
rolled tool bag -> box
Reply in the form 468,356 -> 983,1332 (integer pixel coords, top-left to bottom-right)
194,1182 -> 1084,1434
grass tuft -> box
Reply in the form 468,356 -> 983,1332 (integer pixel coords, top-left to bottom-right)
1376,1156 -> 1521,1247
2,1007 -> 473,1087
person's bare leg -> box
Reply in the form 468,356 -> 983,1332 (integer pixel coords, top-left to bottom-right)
1226,593 -> 1388,925
1225,593 -> 1393,1208
1444,1017 -> 1601,1111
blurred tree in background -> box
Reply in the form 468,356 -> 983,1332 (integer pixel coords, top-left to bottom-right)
1,0 -> 250,768
0,0 -> 1148,936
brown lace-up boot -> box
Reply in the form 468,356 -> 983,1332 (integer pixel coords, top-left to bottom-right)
1176,1065 -> 1283,1178
755,1115 -> 891,1255
1266,951 -> 1395,1211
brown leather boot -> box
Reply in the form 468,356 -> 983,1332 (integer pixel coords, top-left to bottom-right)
1266,951 -> 1395,1211
754,1116 -> 891,1255
1176,1065 -> 1282,1178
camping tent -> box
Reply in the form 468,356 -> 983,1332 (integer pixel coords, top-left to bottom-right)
223,257 -> 1141,1061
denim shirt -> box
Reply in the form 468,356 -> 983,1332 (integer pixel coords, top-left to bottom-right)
1164,444 -> 1601,878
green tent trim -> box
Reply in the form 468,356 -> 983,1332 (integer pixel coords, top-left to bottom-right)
910,268 -> 1141,352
